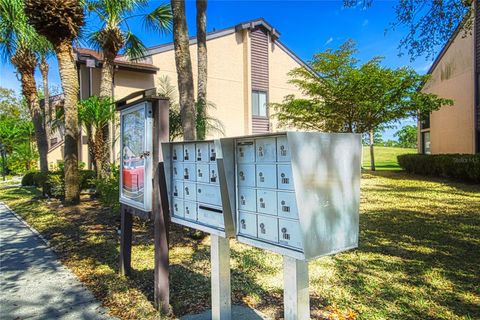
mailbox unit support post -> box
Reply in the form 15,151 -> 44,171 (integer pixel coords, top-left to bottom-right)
283,256 -> 310,320
211,235 -> 231,320
119,204 -> 132,276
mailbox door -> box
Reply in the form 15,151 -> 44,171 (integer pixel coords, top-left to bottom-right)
172,198 -> 184,218
172,180 -> 184,198
278,219 -> 303,250
255,137 -> 277,162
208,142 -> 217,162
238,211 -> 257,237
256,189 -> 277,215
236,140 -> 255,163
183,143 -> 195,162
237,164 -> 255,187
257,215 -> 279,243
209,163 -> 219,184
196,164 -> 209,183
172,163 -> 183,181
277,164 -> 294,190
184,182 -> 196,201
237,187 -> 256,212
196,142 -> 209,162
197,183 -> 222,206
277,191 -> 298,219
197,205 -> 224,228
183,163 -> 196,182
256,164 -> 277,189
276,136 -> 291,162
172,144 -> 183,162
184,201 -> 198,221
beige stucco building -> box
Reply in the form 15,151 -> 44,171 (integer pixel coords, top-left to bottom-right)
47,19 -> 308,169
419,7 -> 479,154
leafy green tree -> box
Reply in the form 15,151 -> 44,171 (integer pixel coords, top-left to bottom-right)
274,40 -> 453,170
78,96 -> 115,178
0,0 -> 50,172
395,125 -> 417,149
344,0 -> 473,60
86,0 -> 172,174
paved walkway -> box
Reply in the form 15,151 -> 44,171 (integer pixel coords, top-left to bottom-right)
0,203 -> 115,320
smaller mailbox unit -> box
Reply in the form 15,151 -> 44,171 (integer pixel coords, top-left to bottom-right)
231,132 -> 361,261
162,140 -> 235,237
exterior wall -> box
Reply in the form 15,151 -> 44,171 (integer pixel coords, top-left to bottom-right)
422,24 -> 476,154
47,145 -> 63,170
151,32 -> 247,139
114,70 -> 155,100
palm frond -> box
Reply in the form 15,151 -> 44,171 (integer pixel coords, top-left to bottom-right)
123,30 -> 146,60
143,3 -> 172,34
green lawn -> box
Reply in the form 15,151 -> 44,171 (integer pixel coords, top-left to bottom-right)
362,146 -> 416,170
0,172 -> 479,319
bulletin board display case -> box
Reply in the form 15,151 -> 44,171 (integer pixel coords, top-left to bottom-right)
231,132 -> 362,260
119,101 -> 153,212
162,140 -> 236,237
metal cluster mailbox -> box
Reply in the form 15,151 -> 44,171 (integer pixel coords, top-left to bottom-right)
162,141 -> 235,237
231,132 -> 362,260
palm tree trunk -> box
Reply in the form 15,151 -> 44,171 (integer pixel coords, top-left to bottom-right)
39,56 -> 51,139
93,127 -> 108,179
196,0 -> 207,140
56,40 -> 80,204
369,128 -> 376,171
171,0 -> 196,141
99,58 -> 114,175
86,124 -> 96,171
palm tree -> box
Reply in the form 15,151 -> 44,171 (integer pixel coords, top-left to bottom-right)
86,0 -> 172,174
171,0 -> 196,141
37,38 -> 54,136
0,0 -> 49,173
78,96 -> 115,178
24,0 -> 85,205
196,0 -> 207,140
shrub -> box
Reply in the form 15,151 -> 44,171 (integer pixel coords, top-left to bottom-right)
80,170 -> 96,190
93,165 -> 120,213
21,171 -> 36,186
397,154 -> 480,183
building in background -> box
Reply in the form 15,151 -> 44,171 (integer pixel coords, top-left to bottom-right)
47,18 -> 308,169
419,5 -> 479,154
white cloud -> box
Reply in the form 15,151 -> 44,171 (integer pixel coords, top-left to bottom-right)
362,19 -> 369,27
324,37 -> 334,46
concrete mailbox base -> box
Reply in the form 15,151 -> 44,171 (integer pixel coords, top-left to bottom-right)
211,235 -> 232,320
283,256 -> 310,320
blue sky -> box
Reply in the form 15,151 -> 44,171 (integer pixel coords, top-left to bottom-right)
0,0 -> 440,140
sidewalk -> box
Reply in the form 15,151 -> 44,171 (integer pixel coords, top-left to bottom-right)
0,203 -> 115,320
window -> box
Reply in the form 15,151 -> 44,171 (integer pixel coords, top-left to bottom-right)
422,131 -> 431,154
420,113 -> 430,130
252,91 -> 268,117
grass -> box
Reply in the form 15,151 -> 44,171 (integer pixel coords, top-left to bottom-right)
362,146 -> 416,170
0,172 -> 479,319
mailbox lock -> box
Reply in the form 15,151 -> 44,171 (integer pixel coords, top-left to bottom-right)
173,186 -> 178,196
240,196 -> 245,205
184,168 -> 189,179
281,173 -> 289,184
184,149 -> 189,160
281,227 -> 290,240
210,148 -> 216,161
259,198 -> 265,208
240,219 -> 246,229
210,170 -> 217,183
185,187 -> 189,195
281,200 -> 290,212
239,171 -> 245,180
197,149 -> 202,161
142,151 -> 150,157
280,145 -> 286,156
198,168 -> 203,177
260,223 -> 266,234
259,172 -> 264,182
198,188 -> 202,194
173,149 -> 177,160
258,146 -> 264,157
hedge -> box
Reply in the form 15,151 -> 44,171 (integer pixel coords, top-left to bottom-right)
397,154 -> 480,183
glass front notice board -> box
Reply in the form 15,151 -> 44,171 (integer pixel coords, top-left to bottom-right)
119,102 -> 153,211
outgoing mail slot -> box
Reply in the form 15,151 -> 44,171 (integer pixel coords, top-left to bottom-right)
278,219 -> 303,249
256,164 -> 277,189
238,187 -> 256,212
196,164 -> 209,183
237,164 -> 255,187
196,143 -> 209,162
172,180 -> 184,198
255,137 -> 276,162
171,198 -> 184,218
238,211 -> 257,237
183,143 -> 195,162
277,191 -> 298,219
184,201 -> 198,221
172,162 -> 183,180
197,183 -> 221,206
277,164 -> 294,190
183,163 -> 196,181
172,144 -> 183,162
209,142 -> 217,162
197,205 -> 224,229
236,140 -> 255,163
256,189 -> 277,215
183,182 -> 196,201
276,136 -> 290,162
209,163 -> 219,184
257,215 -> 278,243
